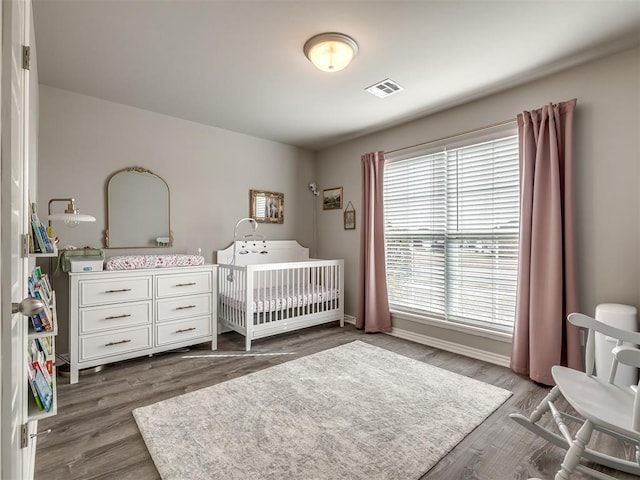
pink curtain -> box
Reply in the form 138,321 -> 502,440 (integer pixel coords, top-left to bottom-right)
356,151 -> 392,333
511,98 -> 583,385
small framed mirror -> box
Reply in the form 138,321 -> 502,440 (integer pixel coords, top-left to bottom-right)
250,189 -> 284,224
106,167 -> 172,248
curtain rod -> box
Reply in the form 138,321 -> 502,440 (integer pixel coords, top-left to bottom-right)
384,118 -> 515,155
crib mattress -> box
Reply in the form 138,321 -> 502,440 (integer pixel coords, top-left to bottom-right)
220,285 -> 340,314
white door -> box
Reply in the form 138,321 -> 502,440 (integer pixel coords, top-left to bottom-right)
1,0 -> 31,478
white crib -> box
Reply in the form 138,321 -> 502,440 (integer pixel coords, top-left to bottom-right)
216,240 -> 344,350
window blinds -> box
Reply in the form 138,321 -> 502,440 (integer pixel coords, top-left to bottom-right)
384,133 -> 519,333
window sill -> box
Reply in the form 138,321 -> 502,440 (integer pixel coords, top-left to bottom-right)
390,309 -> 513,344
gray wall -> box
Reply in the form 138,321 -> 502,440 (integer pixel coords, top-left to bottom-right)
39,86 -> 317,257
39,47 -> 640,360
315,47 -> 640,359
38,85 -> 317,353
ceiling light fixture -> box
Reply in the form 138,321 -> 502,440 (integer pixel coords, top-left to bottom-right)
303,32 -> 358,73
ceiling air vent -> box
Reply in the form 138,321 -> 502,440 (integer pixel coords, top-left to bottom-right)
365,78 -> 404,98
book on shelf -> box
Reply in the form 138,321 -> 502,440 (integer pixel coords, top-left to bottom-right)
37,301 -> 53,332
30,223 -> 41,254
29,203 -> 53,254
32,357 -> 52,387
29,314 -> 43,332
31,219 -> 46,253
28,229 -> 36,255
35,337 -> 54,375
33,222 -> 53,253
27,341 -> 53,412
26,354 -> 52,412
39,274 -> 53,301
38,223 -> 54,253
34,282 -> 51,306
26,362 -> 44,411
31,270 -> 52,304
29,338 -> 53,378
27,268 -> 54,332
26,280 -> 42,332
31,365 -> 53,411
30,265 -> 42,284
36,336 -> 54,356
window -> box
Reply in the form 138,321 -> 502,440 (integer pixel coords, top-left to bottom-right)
384,126 -> 519,333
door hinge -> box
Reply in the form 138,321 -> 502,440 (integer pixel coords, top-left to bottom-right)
22,45 -> 30,70
20,423 -> 51,448
21,233 -> 30,258
21,424 -> 29,448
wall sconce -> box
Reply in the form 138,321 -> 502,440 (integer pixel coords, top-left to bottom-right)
47,198 -> 95,236
303,32 -> 358,72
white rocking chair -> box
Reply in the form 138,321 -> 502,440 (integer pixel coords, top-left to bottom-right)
510,312 -> 640,479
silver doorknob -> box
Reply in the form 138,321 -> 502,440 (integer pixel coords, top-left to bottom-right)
12,297 -> 44,316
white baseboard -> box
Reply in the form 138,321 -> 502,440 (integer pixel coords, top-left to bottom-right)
388,327 -> 511,367
343,314 -> 510,368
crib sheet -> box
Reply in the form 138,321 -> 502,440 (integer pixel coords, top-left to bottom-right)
219,284 -> 340,314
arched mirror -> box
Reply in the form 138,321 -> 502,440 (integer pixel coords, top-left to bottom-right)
105,167 -> 172,248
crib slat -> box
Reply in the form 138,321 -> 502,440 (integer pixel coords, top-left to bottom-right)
312,265 -> 317,314
257,270 -> 262,325
323,264 -> 328,313
322,264 -> 327,313
245,267 -> 254,350
268,269 -> 272,324
285,268 -> 290,320
296,267 -> 301,317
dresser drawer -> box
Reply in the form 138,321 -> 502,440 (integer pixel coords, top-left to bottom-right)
156,294 -> 211,323
79,277 -> 152,306
156,271 -> 211,298
79,326 -> 152,362
79,301 -> 152,334
156,316 -> 212,347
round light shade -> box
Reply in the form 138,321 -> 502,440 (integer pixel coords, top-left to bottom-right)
303,33 -> 358,72
48,212 -> 96,227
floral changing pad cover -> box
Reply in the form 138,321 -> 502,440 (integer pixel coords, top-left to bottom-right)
105,254 -> 205,270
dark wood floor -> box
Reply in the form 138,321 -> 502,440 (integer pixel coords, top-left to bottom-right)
35,323 -> 636,479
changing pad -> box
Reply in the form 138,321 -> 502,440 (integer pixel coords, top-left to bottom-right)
105,254 -> 205,270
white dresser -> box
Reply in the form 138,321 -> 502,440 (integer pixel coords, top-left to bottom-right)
68,264 -> 216,384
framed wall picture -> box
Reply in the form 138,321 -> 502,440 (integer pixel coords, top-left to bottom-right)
250,189 -> 284,224
322,187 -> 343,210
344,201 -> 356,230
344,210 -> 356,230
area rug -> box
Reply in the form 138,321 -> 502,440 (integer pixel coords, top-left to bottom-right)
133,341 -> 511,480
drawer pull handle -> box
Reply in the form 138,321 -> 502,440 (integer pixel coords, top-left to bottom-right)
104,314 -> 132,320
175,282 -> 197,287
175,305 -> 196,310
175,327 -> 196,333
105,339 -> 132,347
105,288 -> 132,293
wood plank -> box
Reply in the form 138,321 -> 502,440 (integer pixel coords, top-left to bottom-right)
35,323 -> 637,479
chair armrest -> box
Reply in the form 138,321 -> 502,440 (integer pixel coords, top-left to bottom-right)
612,345 -> 640,369
568,312 -> 640,345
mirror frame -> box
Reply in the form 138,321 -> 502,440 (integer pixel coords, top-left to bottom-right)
105,166 -> 173,248
250,189 -> 284,224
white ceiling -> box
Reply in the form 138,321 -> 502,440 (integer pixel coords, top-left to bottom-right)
33,1 -> 640,151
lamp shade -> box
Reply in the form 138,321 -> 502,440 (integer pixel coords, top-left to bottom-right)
303,33 -> 358,72
47,198 -> 96,228
48,212 -> 96,225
